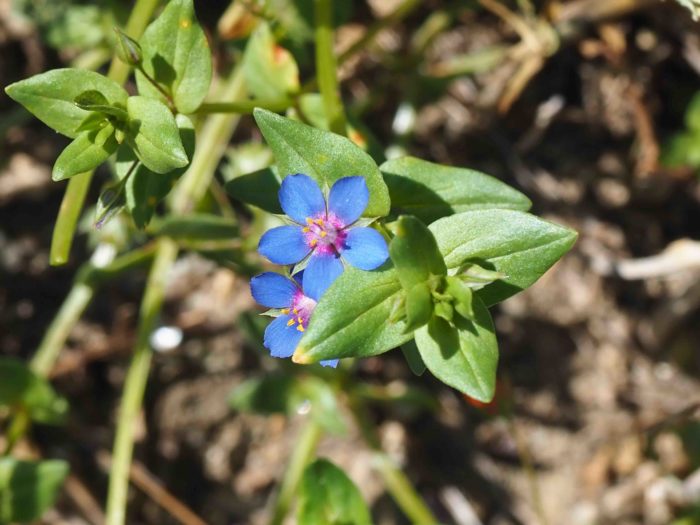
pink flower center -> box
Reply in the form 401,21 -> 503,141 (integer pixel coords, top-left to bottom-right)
302,213 -> 347,256
282,291 -> 317,333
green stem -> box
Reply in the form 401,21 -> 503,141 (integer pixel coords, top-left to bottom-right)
349,395 -> 438,524
135,65 -> 176,110
29,282 -> 95,377
195,98 -> 293,115
105,237 -> 178,525
171,66 -> 247,213
314,0 -> 346,135
50,0 -> 160,266
268,419 -> 323,525
2,410 -> 29,457
50,172 -> 92,266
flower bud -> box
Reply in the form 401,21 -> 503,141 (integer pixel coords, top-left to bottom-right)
114,28 -> 142,66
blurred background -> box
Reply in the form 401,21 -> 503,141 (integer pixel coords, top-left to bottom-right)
2,0 -> 700,523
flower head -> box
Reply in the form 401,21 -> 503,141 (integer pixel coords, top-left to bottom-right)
250,271 -> 338,367
258,174 -> 388,299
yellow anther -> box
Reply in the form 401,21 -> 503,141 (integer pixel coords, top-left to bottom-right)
297,316 -> 303,324
320,231 -> 327,238
302,227 -> 310,233
292,308 -> 299,314
315,218 -> 324,225
281,308 -> 290,314
306,217 -> 314,225
296,325 -> 305,332
310,239 -> 318,247
287,318 -> 295,327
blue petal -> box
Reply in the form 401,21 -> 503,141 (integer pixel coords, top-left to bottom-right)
320,359 -> 339,368
342,227 -> 389,270
258,225 -> 310,264
250,272 -> 298,309
303,253 -> 344,301
264,315 -> 303,358
279,174 -> 326,224
328,176 -> 369,225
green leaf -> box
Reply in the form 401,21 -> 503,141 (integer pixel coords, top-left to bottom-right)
390,215 -> 446,290
153,214 -> 238,241
126,114 -> 195,228
429,210 -> 577,306
0,458 -> 69,523
415,297 -> 498,402
224,167 -> 283,214
445,276 -> 474,319
53,127 -> 118,181
380,156 -> 532,223
405,282 -> 433,331
136,0 -> 212,113
661,132 -> 700,168
126,96 -> 188,174
685,92 -> 700,132
294,266 -> 411,363
229,374 -> 345,433
253,108 -> 390,217
229,373 -> 299,414
5,68 -> 128,138
74,90 -> 128,120
0,358 -> 68,424
95,179 -> 127,230
243,22 -> 299,100
401,340 -> 426,376
297,459 -> 372,525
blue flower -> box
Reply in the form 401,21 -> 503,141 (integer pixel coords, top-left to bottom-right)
258,174 -> 389,299
250,271 -> 338,368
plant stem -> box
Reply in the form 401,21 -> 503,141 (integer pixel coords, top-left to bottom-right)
171,66 -> 247,213
50,0 -> 160,266
349,395 -> 438,524
314,0 -> 347,135
135,65 -> 176,111
194,98 -> 293,115
105,237 -> 178,525
50,173 -> 92,266
30,282 -> 95,377
267,418 -> 323,525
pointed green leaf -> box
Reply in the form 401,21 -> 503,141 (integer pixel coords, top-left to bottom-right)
401,340 -> 426,376
429,210 -> 577,306
126,96 -> 188,174
136,0 -> 212,113
126,114 -> 195,228
95,179 -> 127,229
5,68 -> 128,138
253,108 -> 390,217
74,90 -> 128,120
297,459 -> 372,525
294,266 -> 410,363
224,167 -> 283,214
390,215 -> 446,290
0,358 -> 68,424
243,22 -> 299,100
405,282 -> 433,331
380,156 -> 532,223
415,297 -> 498,402
0,458 -> 69,523
53,128 -> 118,181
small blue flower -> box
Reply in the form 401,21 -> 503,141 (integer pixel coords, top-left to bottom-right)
250,271 -> 338,368
258,174 -> 389,299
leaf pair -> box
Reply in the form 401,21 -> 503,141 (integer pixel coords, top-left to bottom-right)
294,209 -> 576,401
